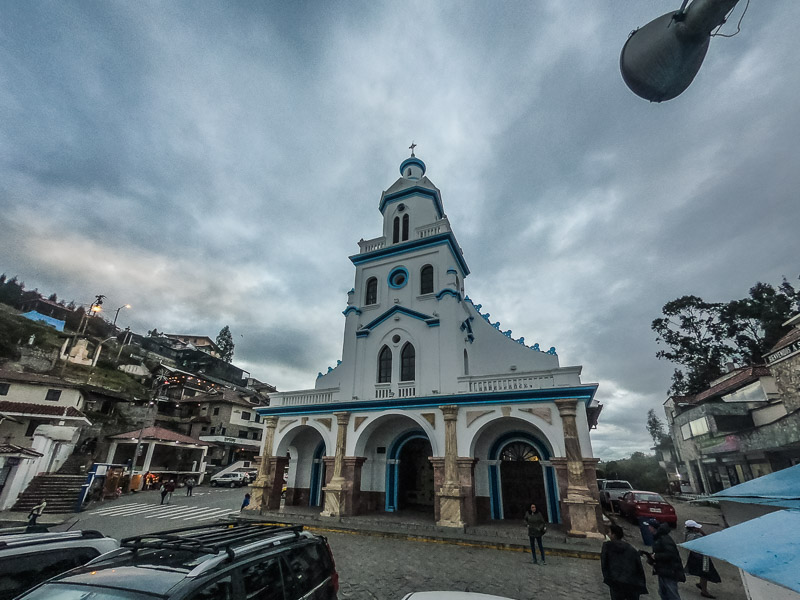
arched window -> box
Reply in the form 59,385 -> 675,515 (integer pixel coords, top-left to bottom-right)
378,346 -> 392,383
365,277 -> 377,305
392,217 -> 400,244
400,343 -> 415,381
420,265 -> 434,295
464,349 -> 469,375
402,214 -> 409,241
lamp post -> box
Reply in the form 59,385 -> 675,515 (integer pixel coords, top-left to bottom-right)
113,304 -> 131,328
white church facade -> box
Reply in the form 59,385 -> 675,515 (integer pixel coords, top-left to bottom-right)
253,153 -> 603,536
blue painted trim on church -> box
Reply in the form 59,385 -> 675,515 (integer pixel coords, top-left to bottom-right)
255,384 -> 598,417
349,232 -> 470,276
379,185 -> 443,219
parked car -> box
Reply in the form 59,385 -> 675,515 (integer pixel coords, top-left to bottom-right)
599,479 -> 633,510
18,522 -> 338,600
240,469 -> 258,483
617,490 -> 677,526
0,529 -> 119,600
210,471 -> 248,487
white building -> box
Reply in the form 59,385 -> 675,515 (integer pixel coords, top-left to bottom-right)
254,153 -> 603,535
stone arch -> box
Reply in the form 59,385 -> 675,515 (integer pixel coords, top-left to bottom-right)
469,416 -> 561,524
274,424 -> 330,508
352,411 -> 439,457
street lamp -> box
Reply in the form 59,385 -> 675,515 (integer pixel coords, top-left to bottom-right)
113,304 -> 131,327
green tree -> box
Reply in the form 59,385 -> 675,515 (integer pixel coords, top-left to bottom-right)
599,453 -> 668,493
216,325 -> 234,362
646,408 -> 667,445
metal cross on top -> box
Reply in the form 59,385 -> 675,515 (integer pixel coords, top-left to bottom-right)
409,142 -> 416,156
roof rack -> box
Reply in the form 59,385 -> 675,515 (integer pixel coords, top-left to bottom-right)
0,529 -> 105,549
120,521 -> 304,560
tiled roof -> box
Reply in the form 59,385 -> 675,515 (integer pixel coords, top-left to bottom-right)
0,400 -> 86,418
180,388 -> 266,408
767,326 -> 800,355
109,426 -> 211,446
0,369 -> 82,389
691,366 -> 771,404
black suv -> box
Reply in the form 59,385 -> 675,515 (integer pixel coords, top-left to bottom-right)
18,522 -> 339,600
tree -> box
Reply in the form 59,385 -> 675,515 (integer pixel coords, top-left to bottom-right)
646,408 -> 667,445
216,326 -> 234,362
48,293 -> 58,302
652,295 -> 731,395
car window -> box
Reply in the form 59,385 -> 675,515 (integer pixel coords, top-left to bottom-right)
0,547 -> 101,600
241,556 -> 285,600
284,542 -> 331,597
186,575 -> 233,600
606,482 -> 632,489
636,493 -> 666,503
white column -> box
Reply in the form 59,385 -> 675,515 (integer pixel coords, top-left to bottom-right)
105,441 -> 118,463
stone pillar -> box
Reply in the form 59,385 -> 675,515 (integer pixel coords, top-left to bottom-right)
249,416 -> 280,511
436,405 -> 466,528
431,456 -> 478,526
321,412 -> 351,518
553,399 -> 602,538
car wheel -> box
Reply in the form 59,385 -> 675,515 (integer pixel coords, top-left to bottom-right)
211,481 -> 217,487
230,481 -> 236,488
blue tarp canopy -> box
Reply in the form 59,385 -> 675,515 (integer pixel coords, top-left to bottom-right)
681,509 -> 800,593
711,463 -> 800,508
21,310 -> 65,332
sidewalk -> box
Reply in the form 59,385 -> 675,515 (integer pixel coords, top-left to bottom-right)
0,509 -> 75,529
235,506 -> 603,559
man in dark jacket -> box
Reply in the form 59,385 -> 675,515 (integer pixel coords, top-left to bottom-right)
601,524 -> 648,599
644,520 -> 685,600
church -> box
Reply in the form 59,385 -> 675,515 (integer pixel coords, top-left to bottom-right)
253,151 -> 603,536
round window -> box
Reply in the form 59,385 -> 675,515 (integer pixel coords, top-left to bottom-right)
392,334 -> 401,344
388,267 -> 408,289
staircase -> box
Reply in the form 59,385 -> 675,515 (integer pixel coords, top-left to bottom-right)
11,474 -> 87,513
57,452 -> 93,475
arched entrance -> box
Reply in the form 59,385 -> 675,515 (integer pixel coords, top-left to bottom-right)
309,441 -> 326,507
385,430 -> 434,514
488,431 -> 560,523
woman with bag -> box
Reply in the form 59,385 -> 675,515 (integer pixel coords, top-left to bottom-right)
524,502 -> 547,564
159,483 -> 168,505
684,520 -> 721,599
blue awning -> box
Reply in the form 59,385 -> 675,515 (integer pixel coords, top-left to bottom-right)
712,463 -> 800,504
21,310 -> 65,332
681,509 -> 800,593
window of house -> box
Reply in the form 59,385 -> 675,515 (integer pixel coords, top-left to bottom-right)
402,213 -> 409,241
254,414 -> 261,423
392,216 -> 400,243
239,430 -> 248,439
689,417 -> 709,437
400,343 -> 415,381
213,407 -> 220,416
420,265 -> 434,294
378,346 -> 392,383
201,426 -> 208,431
0,383 -> 9,396
365,277 -> 377,305
25,419 -> 48,437
241,411 -> 251,421
45,389 -> 61,402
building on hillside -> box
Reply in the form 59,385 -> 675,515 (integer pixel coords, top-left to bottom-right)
252,153 -> 603,535
163,334 -> 221,358
18,296 -> 72,322
663,328 -> 800,494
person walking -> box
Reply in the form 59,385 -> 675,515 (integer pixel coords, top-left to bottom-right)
185,477 -> 196,497
241,493 -> 251,512
523,502 -> 547,564
601,524 -> 648,600
684,520 -> 720,599
27,499 -> 47,527
159,482 -> 168,505
643,520 -> 685,600
165,480 -> 176,504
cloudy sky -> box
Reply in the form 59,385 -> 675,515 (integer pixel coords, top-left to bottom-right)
2,1 -> 798,459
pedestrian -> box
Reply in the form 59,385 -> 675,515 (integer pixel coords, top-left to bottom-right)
601,524 -> 648,600
642,519 -> 685,600
638,516 -> 655,547
523,502 -> 547,564
27,499 -> 47,527
159,482 -> 168,505
241,492 -> 251,511
684,520 -> 720,599
165,480 -> 176,504
186,477 -> 196,497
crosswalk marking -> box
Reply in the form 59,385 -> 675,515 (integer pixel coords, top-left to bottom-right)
89,502 -> 238,522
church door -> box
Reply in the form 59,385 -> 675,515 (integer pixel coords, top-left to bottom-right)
500,442 -> 546,520
397,437 -> 434,512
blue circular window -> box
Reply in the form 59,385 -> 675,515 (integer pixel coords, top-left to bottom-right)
388,267 -> 409,289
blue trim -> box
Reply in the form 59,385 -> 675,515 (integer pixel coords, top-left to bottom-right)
446,268 -> 457,274
358,306 -> 436,333
380,186 -> 443,219
388,267 -> 409,289
436,288 -> 461,301
488,431 -> 558,523
356,330 -> 370,338
342,306 -> 362,317
309,441 -> 326,507
385,429 -> 428,512
399,157 -> 426,176
255,385 -> 598,417
350,233 -> 470,277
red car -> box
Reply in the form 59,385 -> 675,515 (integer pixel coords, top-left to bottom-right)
617,490 -> 677,526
